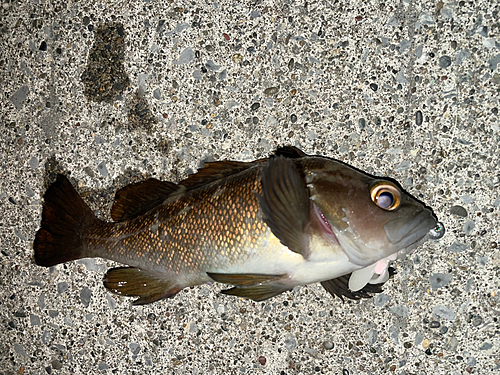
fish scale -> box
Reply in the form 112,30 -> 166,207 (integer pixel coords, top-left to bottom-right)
33,146 -> 444,304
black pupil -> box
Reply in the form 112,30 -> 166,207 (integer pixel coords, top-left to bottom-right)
377,191 -> 394,208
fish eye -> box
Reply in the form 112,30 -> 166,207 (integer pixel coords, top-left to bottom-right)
370,182 -> 401,211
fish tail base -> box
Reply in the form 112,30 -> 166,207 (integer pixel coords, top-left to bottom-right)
34,175 -> 99,267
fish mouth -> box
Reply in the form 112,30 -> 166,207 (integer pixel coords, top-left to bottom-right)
348,211 -> 444,292
384,209 -> 437,249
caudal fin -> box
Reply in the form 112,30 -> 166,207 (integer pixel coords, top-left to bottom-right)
34,174 -> 99,267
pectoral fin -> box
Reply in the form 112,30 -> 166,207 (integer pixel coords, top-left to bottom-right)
103,267 -> 181,305
258,156 -> 311,258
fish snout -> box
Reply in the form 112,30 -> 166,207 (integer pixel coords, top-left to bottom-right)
384,209 -> 440,248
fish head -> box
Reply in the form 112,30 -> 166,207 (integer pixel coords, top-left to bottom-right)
305,158 -> 443,268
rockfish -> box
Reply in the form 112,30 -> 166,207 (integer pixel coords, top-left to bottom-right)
34,146 -> 444,304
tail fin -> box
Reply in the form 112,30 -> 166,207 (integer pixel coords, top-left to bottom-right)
34,174 -> 99,267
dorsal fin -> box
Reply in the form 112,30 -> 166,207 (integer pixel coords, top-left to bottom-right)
111,178 -> 180,221
180,160 -> 257,190
274,146 -> 308,159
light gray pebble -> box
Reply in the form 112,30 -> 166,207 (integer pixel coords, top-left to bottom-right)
145,356 -> 152,366
80,287 -> 92,307
26,183 -> 35,197
14,228 -> 26,241
174,22 -> 190,34
472,316 -> 483,326
480,342 -> 493,350
57,282 -> 69,294
153,88 -> 161,100
85,313 -> 93,321
466,278 -> 475,292
76,259 -> 98,271
366,329 -> 378,345
488,53 -> 500,70
30,314 -> 41,326
463,220 -> 475,234
284,334 -> 297,351
467,357 -> 477,367
38,292 -> 46,309
64,317 -> 73,326
455,49 -> 471,65
13,343 -> 27,357
429,273 -> 452,289
205,60 -> 220,71
461,195 -> 475,204
10,85 -> 29,109
174,48 -> 194,65
99,362 -> 109,370
396,68 -> 409,84
448,242 -> 468,253
29,156 -> 39,169
445,337 -> 459,351
414,45 -> 423,58
219,69 -> 227,80
94,136 -> 105,145
388,325 -> 399,344
394,160 -> 410,172
439,55 -> 452,68
419,13 -> 435,26
414,332 -> 424,346
41,330 -> 51,344
433,305 -> 456,321
97,161 -> 108,177
192,70 -> 202,80
129,342 -> 141,355
374,293 -> 391,307
450,205 -> 467,217
107,294 -> 116,310
391,305 -> 409,317
49,310 -> 59,318
478,256 -> 488,266
323,340 -> 334,350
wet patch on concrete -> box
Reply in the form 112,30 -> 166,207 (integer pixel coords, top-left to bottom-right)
127,91 -> 158,132
81,23 -> 129,103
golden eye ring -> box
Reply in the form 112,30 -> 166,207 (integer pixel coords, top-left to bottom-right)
370,182 -> 401,211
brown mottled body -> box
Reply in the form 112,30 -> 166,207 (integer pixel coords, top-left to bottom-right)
86,167 -> 266,284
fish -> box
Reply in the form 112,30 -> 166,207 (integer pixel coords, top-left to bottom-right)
33,146 -> 445,305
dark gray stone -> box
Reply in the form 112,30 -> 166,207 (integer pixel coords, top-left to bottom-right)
80,287 -> 92,307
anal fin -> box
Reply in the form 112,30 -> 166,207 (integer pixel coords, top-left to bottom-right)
221,284 -> 291,302
207,272 -> 290,302
103,267 -> 181,305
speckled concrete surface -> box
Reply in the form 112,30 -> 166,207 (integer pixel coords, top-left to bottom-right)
1,0 -> 499,374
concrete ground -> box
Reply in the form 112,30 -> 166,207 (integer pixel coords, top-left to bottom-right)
1,0 -> 499,374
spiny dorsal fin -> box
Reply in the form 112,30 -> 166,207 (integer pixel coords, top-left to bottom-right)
274,146 -> 308,159
180,160 -> 257,190
258,156 -> 311,258
111,178 -> 180,222
321,267 -> 396,301
103,267 -> 181,305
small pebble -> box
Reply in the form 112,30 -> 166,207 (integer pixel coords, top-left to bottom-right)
438,55 -> 452,68
450,205 -> 467,217
251,102 -> 260,111
429,273 -> 452,289
258,356 -> 266,365
369,83 -> 378,92
39,41 -> 47,51
430,321 -> 441,328
416,110 -> 423,125
323,341 -> 334,350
